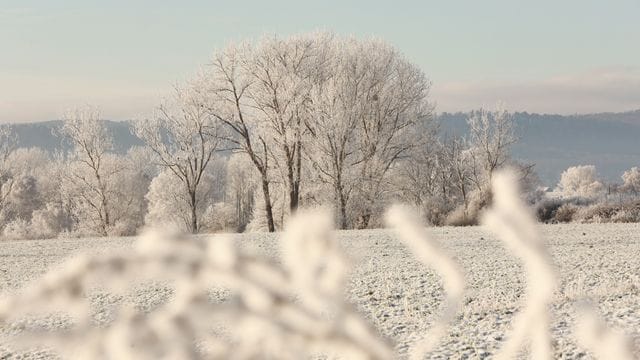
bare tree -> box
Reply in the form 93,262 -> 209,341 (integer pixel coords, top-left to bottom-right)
0,125 -> 17,218
0,125 -> 17,164
467,104 -> 517,192
307,37 -> 433,228
201,44 -> 277,232
349,40 -> 433,228
60,106 -> 116,236
198,34 -> 432,230
305,37 -> 361,229
443,136 -> 473,210
134,86 -> 221,234
246,35 -> 329,214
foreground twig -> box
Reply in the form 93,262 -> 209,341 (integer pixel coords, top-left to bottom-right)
482,170 -> 556,360
386,205 -> 465,360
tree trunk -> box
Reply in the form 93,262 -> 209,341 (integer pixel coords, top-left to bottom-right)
338,193 -> 348,230
285,142 -> 302,214
260,175 -> 275,232
288,178 -> 299,213
101,193 -> 110,236
189,190 -> 198,234
96,172 -> 110,236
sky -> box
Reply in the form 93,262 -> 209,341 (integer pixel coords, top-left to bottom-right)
1,0 -> 639,123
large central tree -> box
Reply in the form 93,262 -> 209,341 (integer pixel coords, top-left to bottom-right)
196,33 -> 433,231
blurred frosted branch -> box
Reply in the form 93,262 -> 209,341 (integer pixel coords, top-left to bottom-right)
574,305 -> 634,360
481,170 -> 556,360
0,209 -> 392,359
386,205 -> 464,360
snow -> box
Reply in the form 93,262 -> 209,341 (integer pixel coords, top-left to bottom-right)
0,223 -> 639,358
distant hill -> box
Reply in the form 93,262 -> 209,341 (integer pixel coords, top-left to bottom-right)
438,110 -> 640,185
3,110 -> 640,186
6,120 -> 143,154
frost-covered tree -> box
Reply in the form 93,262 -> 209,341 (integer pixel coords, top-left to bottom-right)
145,170 -> 191,231
202,44 -> 277,232
0,149 -> 46,232
135,85 -> 222,234
145,167 -> 217,232
442,136 -> 475,217
348,40 -> 432,228
391,119 -> 451,225
307,36 -> 433,228
59,107 -> 148,237
622,167 -> 640,197
0,125 -> 16,164
467,104 -> 517,191
0,126 -> 17,223
61,152 -> 146,236
0,149 -> 73,239
247,34 -> 329,214
305,37 -> 364,229
556,165 -> 604,199
60,106 -> 117,236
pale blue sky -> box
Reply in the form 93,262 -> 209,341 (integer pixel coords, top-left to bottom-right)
1,0 -> 639,122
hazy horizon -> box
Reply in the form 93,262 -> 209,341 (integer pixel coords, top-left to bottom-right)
1,0 -> 639,123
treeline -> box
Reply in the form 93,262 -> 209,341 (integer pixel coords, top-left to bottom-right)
537,165 -> 640,224
0,33 -> 538,239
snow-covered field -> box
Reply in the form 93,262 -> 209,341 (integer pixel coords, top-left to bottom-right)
1,223 -> 639,358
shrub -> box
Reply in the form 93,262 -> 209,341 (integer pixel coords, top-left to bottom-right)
422,196 -> 455,226
554,203 -> 578,223
612,201 -> 640,223
444,205 -> 477,226
29,204 -> 71,239
445,189 -> 491,226
1,218 -> 31,240
573,201 -> 640,224
536,198 -> 564,223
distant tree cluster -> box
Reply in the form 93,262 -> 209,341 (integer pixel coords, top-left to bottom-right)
536,164 -> 640,224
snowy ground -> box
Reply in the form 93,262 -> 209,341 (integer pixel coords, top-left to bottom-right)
0,223 -> 639,358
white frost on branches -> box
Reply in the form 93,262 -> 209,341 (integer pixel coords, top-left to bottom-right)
555,165 -> 604,199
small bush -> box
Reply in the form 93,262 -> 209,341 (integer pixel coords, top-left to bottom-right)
535,196 -> 594,224
445,206 -> 477,226
445,189 -> 491,226
574,201 -> 640,224
2,218 -> 31,240
536,198 -> 564,223
30,204 -> 71,239
554,203 -> 578,223
422,196 -> 455,226
612,202 -> 640,223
